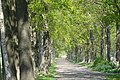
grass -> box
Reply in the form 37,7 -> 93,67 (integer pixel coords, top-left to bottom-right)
77,58 -> 120,80
35,62 -> 57,80
90,57 -> 120,73
105,74 -> 120,80
78,62 -> 93,67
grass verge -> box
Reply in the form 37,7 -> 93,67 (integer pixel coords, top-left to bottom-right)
78,58 -> 120,80
105,74 -> 120,80
35,62 -> 57,80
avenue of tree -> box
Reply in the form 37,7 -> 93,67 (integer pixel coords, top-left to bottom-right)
0,0 -> 120,80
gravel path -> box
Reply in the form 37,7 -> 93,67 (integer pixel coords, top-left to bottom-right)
55,58 -> 106,80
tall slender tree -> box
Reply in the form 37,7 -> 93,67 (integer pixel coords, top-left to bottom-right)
114,0 -> 120,68
105,25 -> 111,62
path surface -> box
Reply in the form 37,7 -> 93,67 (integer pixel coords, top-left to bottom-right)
55,58 -> 106,80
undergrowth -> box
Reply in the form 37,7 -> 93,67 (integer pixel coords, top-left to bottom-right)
91,57 -> 120,73
105,74 -> 120,80
35,62 -> 56,80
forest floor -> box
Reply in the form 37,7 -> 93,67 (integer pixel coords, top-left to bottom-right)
55,58 -> 119,80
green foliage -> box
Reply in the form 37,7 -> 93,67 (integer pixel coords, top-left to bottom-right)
28,0 -> 119,75
91,57 -> 120,73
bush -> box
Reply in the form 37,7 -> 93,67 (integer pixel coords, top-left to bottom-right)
91,57 -> 120,73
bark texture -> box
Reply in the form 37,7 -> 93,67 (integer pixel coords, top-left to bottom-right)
116,19 -> 120,68
100,25 -> 105,57
105,26 -> 111,62
16,0 -> 34,80
0,0 -> 11,80
114,0 -> 120,68
3,0 -> 19,80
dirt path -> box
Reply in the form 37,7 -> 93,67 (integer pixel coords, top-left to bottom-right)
55,58 -> 106,80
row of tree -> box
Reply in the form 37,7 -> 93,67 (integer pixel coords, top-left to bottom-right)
0,0 -> 120,80
65,0 -> 120,66
0,0 -> 54,80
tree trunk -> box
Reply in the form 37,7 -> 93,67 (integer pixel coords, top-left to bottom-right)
47,32 -> 51,66
105,26 -> 111,62
41,30 -> 50,74
0,34 -> 2,80
115,2 -> 120,68
0,62 -> 1,80
100,25 -> 105,57
116,18 -> 120,68
2,0 -> 20,80
0,29 -> 2,80
75,46 -> 78,62
35,29 -> 41,71
77,47 -> 81,62
16,0 -> 34,80
0,0 -> 11,80
86,39 -> 89,63
81,45 -> 85,62
89,29 -> 94,62
40,31 -> 45,71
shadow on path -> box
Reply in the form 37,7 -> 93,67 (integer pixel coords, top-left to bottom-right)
55,58 -> 106,80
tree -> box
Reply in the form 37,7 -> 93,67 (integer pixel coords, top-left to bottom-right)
2,0 -> 19,79
28,0 -> 51,74
105,25 -> 111,62
16,0 -> 34,80
113,0 -> 120,68
0,0 -> 11,80
100,23 -> 105,57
